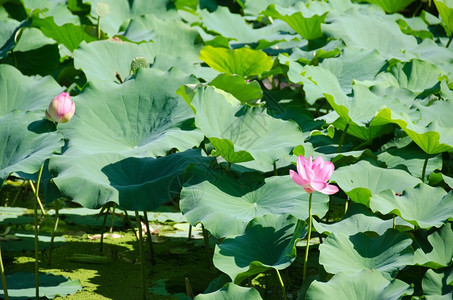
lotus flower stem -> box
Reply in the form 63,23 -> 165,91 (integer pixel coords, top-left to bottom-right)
29,181 -> 46,215
97,16 -> 101,40
275,269 -> 287,300
109,203 -> 116,233
421,153 -> 429,183
0,243 -> 8,300
303,193 -> 313,281
135,211 -> 147,300
142,212 -> 156,265
33,163 -> 44,299
337,123 -> 349,153
47,200 -> 60,267
393,214 -> 396,229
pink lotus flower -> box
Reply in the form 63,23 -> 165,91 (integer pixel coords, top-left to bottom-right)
46,92 -> 75,123
290,155 -> 339,195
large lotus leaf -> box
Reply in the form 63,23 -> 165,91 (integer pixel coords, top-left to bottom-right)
0,64 -> 64,116
2,231 -> 66,251
415,223 -> 453,268
244,0 -> 300,16
319,48 -> 386,94
263,4 -> 327,40
199,46 -> 273,78
374,108 -> 453,154
0,272 -> 81,299
199,6 -> 291,45
209,74 -> 263,104
180,174 -> 329,238
12,27 -> 56,53
22,0 -> 79,26
124,15 -> 201,63
190,86 -> 304,165
319,230 -> 414,276
195,283 -> 262,300
377,145 -> 442,181
306,270 -> 413,300
331,160 -> 421,206
57,68 -> 202,157
0,111 -> 63,186
360,0 -> 415,13
30,12 -> 97,52
213,214 -> 307,284
322,7 -> 417,60
313,203 -> 404,236
0,10 -> 20,47
73,40 -> 151,82
422,266 -> 453,299
82,0 -> 178,36
371,184 -> 453,229
435,0 -> 453,36
50,149 -> 211,210
0,207 -> 33,225
417,98 -> 453,130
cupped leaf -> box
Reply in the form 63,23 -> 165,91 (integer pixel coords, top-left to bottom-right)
190,86 -> 304,165
58,68 -> 202,157
213,214 -> 306,284
73,40 -> 150,82
209,74 -> 263,104
414,223 -> 453,268
331,160 -> 421,206
199,46 -> 273,77
435,0 -> 453,36
0,111 -> 63,186
360,0 -> 415,13
0,272 -> 81,299
22,0 -> 80,26
180,173 -> 329,238
306,270 -> 413,300
50,149 -> 212,210
319,229 -> 414,276
422,266 -> 453,299
0,64 -> 64,116
370,184 -> 453,229
194,283 -> 262,300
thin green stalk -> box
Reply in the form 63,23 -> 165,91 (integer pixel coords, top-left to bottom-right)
99,207 -> 109,253
201,224 -> 211,266
109,203 -> 116,233
29,181 -> 46,215
344,198 -> 349,215
188,224 -> 192,240
142,212 -> 156,265
273,161 -> 277,176
275,269 -> 287,300
226,162 -> 231,171
123,209 -> 138,241
393,214 -> 396,229
47,200 -> 60,267
303,193 -> 313,281
34,163 -> 44,300
97,16 -> 101,40
421,153 -> 429,183
9,180 -> 25,207
0,242 -> 8,300
135,211 -> 146,300
447,35 -> 453,48
337,123 -> 349,153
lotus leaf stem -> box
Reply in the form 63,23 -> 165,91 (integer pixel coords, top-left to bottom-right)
393,214 -> 396,229
275,269 -> 287,300
142,212 -> 156,265
135,211 -> 146,300
29,181 -> 46,215
0,242 -> 8,300
337,123 -> 349,153
421,153 -> 429,183
123,209 -> 138,241
47,200 -> 60,267
99,206 -> 109,253
109,203 -> 116,233
188,224 -> 192,240
303,193 -> 313,281
447,35 -> 453,48
97,16 -> 101,40
201,224 -> 211,266
34,163 -> 44,299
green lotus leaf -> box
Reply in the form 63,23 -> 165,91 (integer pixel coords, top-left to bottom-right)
244,0 -> 300,16
422,266 -> 453,299
199,6 -> 290,45
22,0 -> 80,26
359,0 -> 415,13
124,15 -> 201,64
180,174 -> 329,238
51,149 -> 211,210
73,40 -> 151,82
2,231 -> 66,251
190,86 -> 304,165
209,74 -> 263,104
414,223 -> 453,268
199,46 -> 273,78
0,111 -> 63,186
331,160 -> 421,206
57,68 -> 202,157
417,98 -> 453,130
323,7 -> 417,60
213,214 -> 307,284
306,270 -> 413,300
11,27 -> 56,53
194,283 -> 262,300
0,207 -> 33,225
263,4 -> 327,40
0,10 -> 20,50
434,0 -> 453,36
30,12 -> 97,52
82,0 -> 178,36
371,184 -> 453,229
0,272 -> 81,299
313,203 -> 406,236
319,230 -> 414,276
0,64 -> 64,116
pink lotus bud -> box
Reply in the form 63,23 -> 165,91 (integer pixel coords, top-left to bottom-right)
290,155 -> 339,195
45,92 -> 75,123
